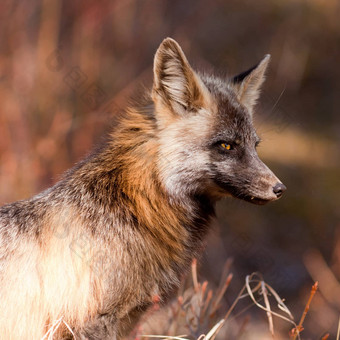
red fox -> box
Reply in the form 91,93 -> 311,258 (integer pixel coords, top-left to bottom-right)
0,38 -> 286,339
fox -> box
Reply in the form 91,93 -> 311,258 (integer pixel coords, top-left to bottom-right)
0,38 -> 286,339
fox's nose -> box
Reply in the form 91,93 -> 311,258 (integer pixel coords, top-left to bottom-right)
273,183 -> 287,198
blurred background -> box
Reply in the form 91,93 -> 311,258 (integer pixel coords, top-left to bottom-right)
0,0 -> 339,338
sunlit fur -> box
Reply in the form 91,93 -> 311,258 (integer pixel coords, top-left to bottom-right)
0,38 -> 284,339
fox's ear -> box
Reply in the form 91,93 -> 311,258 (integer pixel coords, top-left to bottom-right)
152,38 -> 208,114
232,55 -> 270,114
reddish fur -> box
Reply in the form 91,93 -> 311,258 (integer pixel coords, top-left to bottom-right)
0,38 -> 284,339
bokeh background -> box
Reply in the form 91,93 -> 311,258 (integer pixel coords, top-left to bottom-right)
0,0 -> 339,338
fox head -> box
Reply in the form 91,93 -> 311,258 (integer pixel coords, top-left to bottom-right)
152,38 -> 286,204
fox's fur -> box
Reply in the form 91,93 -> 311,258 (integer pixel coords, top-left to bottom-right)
0,38 -> 285,339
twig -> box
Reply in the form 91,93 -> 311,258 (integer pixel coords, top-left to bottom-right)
200,289 -> 213,322
41,316 -> 76,340
209,274 -> 233,317
192,259 -> 199,293
291,281 -> 318,340
204,319 -> 225,340
261,280 -> 274,337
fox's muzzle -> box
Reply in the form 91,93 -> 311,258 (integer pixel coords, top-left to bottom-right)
213,151 -> 287,205
244,155 -> 287,204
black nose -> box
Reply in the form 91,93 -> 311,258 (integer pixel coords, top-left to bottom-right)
273,183 -> 287,198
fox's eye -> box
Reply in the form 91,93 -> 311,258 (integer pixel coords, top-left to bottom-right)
221,143 -> 233,150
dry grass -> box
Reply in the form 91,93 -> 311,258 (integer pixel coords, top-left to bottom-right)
41,317 -> 75,340
138,260 -> 319,340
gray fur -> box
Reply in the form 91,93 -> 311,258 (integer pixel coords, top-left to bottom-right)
0,38 -> 285,339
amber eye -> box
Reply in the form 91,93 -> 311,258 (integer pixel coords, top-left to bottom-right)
221,143 -> 232,150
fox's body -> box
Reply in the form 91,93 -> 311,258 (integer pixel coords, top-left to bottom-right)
0,38 -> 285,339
